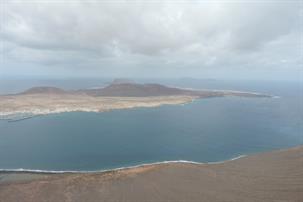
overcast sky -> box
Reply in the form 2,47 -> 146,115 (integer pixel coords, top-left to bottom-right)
0,0 -> 302,80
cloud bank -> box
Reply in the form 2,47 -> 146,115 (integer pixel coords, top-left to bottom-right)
1,0 -> 302,80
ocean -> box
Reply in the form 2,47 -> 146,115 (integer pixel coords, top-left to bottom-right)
0,79 -> 302,171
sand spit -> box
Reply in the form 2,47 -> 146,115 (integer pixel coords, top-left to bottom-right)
0,146 -> 302,202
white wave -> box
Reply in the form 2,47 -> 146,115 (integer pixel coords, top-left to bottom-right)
0,155 -> 247,174
206,155 -> 247,164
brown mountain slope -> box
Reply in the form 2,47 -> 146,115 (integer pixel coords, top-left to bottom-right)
0,146 -> 302,202
80,83 -> 191,97
16,82 -> 269,98
21,87 -> 67,95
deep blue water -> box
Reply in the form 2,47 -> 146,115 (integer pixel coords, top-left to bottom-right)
0,80 -> 302,171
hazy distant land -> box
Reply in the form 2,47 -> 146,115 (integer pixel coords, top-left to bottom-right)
0,80 -> 271,120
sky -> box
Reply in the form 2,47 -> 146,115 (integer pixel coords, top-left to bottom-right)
0,0 -> 302,81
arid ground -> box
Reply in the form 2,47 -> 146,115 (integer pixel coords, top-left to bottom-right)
0,146 -> 302,202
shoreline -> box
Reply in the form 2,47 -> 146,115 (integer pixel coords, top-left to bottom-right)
1,144 -> 298,175
0,155 -> 247,175
1,145 -> 302,202
0,93 -> 274,122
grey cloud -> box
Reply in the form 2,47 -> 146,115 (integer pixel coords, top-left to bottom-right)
2,1 -> 299,54
0,0 -> 302,80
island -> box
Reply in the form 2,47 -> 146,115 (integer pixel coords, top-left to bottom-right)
0,80 -> 271,121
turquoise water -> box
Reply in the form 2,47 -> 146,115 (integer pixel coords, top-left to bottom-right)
0,80 -> 302,171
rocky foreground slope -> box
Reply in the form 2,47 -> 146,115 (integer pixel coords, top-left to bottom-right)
0,146 -> 302,202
